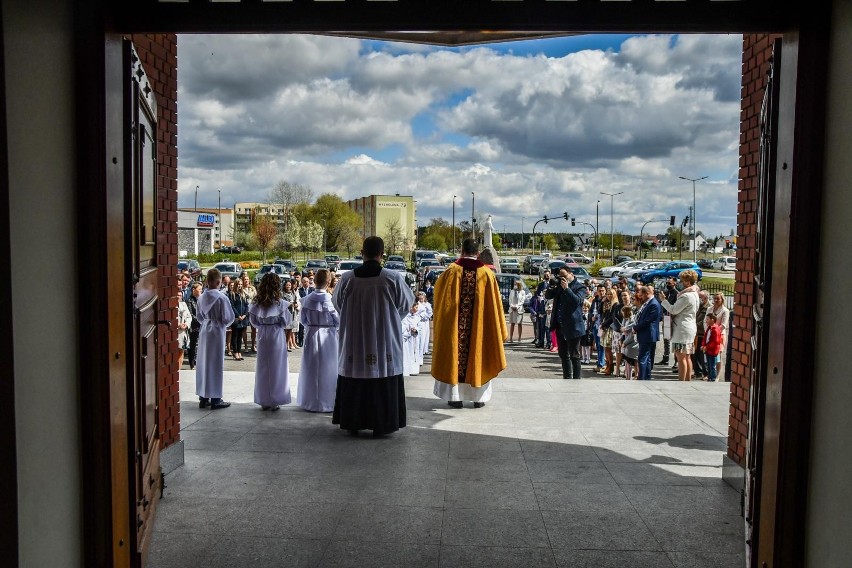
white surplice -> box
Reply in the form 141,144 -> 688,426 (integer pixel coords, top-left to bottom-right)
297,290 -> 340,412
196,288 -> 235,399
402,311 -> 421,376
248,299 -> 293,407
416,301 -> 433,358
332,268 -> 414,378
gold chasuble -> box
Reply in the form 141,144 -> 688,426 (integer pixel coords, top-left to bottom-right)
431,258 -> 508,388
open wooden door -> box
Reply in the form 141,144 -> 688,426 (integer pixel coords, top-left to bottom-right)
126,40 -> 162,566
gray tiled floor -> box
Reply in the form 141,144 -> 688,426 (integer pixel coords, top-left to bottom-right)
149,369 -> 744,568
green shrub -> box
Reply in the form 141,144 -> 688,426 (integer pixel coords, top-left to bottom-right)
588,261 -> 605,276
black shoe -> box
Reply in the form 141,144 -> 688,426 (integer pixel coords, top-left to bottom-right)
199,397 -> 209,409
473,402 -> 485,408
657,358 -> 669,366
448,401 -> 463,409
210,400 -> 231,410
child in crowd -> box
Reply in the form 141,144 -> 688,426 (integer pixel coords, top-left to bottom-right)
702,312 -> 723,382
580,299 -> 593,364
620,305 -> 639,380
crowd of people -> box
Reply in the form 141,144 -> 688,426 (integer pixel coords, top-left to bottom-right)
173,237 -> 727,438
522,268 -> 730,381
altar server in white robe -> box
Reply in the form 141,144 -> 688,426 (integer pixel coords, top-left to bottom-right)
402,305 -> 421,376
332,236 -> 415,437
248,272 -> 293,410
416,291 -> 433,358
196,268 -> 236,410
297,269 -> 340,412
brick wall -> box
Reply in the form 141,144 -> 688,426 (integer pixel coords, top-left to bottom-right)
133,34 -> 180,448
729,34 -> 781,465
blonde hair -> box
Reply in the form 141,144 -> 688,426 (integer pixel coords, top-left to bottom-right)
680,269 -> 698,285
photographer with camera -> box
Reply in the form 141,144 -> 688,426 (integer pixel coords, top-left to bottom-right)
545,267 -> 588,380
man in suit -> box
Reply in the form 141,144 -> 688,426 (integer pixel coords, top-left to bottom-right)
545,267 -> 588,379
626,285 -> 661,380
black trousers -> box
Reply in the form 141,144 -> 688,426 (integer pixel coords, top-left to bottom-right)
230,326 -> 244,354
187,328 -> 200,365
556,333 -> 583,379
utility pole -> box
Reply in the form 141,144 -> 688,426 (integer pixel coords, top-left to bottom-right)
595,200 -> 600,262
521,217 -> 525,251
217,188 -> 221,248
452,195 -> 456,254
600,191 -> 624,264
679,175 -> 707,263
471,191 -> 476,242
195,185 -> 198,212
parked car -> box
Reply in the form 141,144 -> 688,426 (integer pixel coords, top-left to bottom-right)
614,255 -> 633,264
441,255 -> 458,266
565,252 -> 593,264
522,255 -> 546,274
501,258 -> 521,274
386,254 -> 406,264
712,256 -> 737,271
253,264 -> 288,285
301,259 -> 329,276
417,259 -> 442,282
637,261 -> 703,284
217,245 -> 242,254
599,260 -> 645,278
697,258 -> 714,269
494,274 -> 532,314
177,259 -> 201,280
620,261 -> 664,279
412,250 -> 440,267
539,260 -> 591,281
212,262 -> 243,280
384,261 -> 407,272
335,259 -> 362,276
324,255 -> 341,271
273,258 -> 299,274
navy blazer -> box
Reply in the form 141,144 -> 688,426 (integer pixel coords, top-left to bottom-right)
632,297 -> 661,344
546,279 -> 588,340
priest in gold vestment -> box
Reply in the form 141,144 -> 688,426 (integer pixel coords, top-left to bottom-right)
431,238 -> 507,408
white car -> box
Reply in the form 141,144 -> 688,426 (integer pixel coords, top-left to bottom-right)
335,259 -> 363,276
599,260 -> 646,278
621,261 -> 664,279
566,252 -> 593,264
712,256 -> 737,271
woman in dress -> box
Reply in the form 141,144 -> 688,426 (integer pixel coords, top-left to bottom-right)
508,279 -> 527,342
297,269 -> 340,412
176,293 -> 192,369
228,279 -> 250,361
659,269 -> 701,381
282,279 -> 299,352
248,272 -> 293,410
598,289 -> 617,375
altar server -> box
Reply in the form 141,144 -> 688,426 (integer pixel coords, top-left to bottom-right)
248,272 -> 293,411
297,269 -> 340,412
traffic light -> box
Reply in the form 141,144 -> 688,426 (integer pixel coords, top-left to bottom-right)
571,218 -> 576,226
670,216 -> 676,226
543,215 -> 548,224
563,212 -> 568,220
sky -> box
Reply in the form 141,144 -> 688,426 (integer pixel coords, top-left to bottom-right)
177,33 -> 743,239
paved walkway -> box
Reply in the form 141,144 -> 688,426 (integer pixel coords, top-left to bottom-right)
149,342 -> 743,568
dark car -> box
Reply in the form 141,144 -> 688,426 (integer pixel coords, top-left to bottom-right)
212,262 -> 243,280
386,255 -> 406,265
522,255 -> 546,274
301,259 -> 329,276
253,264 -> 288,285
217,245 -> 242,254
501,258 -> 521,274
384,261 -> 407,272
273,258 -> 299,273
539,260 -> 590,280
697,258 -> 714,269
177,259 -> 201,280
637,261 -> 703,284
441,255 -> 458,266
494,274 -> 532,313
324,255 -> 341,271
614,255 -> 633,264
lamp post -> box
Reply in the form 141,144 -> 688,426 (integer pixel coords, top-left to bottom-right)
595,200 -> 600,262
195,185 -> 198,212
600,191 -> 624,264
640,218 -> 672,259
679,175 -> 707,263
471,191 -> 476,242
452,195 -> 456,254
521,217 -> 525,251
217,188 -> 221,248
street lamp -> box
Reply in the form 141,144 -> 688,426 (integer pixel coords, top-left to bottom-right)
217,188 -> 221,247
471,191 -> 476,242
600,191 -> 624,264
640,218 -> 673,259
679,175 -> 707,263
452,195 -> 456,254
195,185 -> 199,212
521,217 -> 525,251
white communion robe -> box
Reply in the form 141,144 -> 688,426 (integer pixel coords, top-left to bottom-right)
248,299 -> 293,407
416,301 -> 433,358
196,288 -> 236,399
297,290 -> 340,412
402,311 -> 421,376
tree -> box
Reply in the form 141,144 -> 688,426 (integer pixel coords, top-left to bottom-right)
337,223 -> 362,258
251,211 -> 277,263
299,220 -> 323,255
491,232 -> 502,249
308,193 -> 361,251
383,218 -> 406,255
269,180 -> 313,236
421,233 -> 446,251
542,234 -> 557,251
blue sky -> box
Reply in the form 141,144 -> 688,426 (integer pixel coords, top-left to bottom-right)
178,33 -> 742,238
